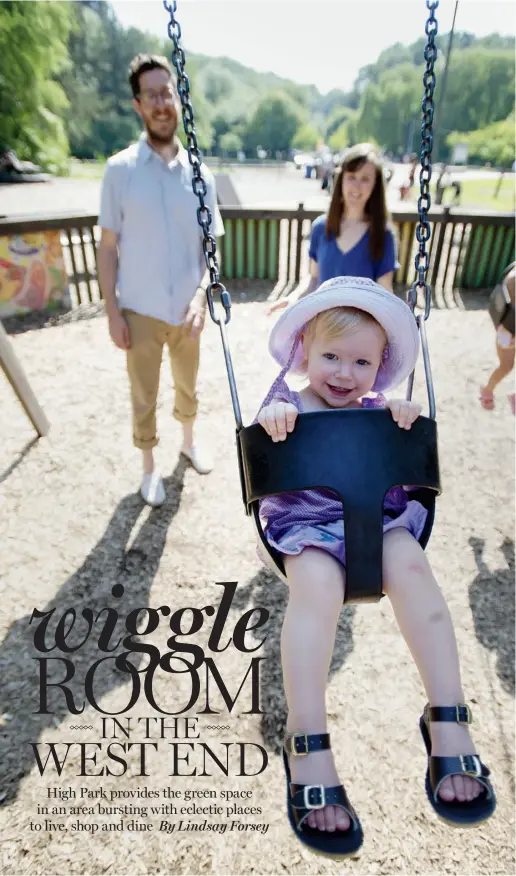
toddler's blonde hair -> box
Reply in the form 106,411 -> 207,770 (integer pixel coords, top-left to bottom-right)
302,306 -> 387,364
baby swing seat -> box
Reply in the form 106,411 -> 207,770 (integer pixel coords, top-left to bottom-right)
238,407 -> 440,603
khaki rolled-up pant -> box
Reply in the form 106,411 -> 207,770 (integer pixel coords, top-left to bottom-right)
123,309 -> 200,450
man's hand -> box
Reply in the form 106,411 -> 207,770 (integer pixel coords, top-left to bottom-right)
258,401 -> 298,442
108,311 -> 130,350
386,399 -> 422,430
183,293 -> 206,338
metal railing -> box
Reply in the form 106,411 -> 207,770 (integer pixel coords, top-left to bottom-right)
0,206 -> 513,308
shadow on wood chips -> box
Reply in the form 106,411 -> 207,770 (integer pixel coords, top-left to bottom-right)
0,458 -> 188,807
468,536 -> 515,698
231,568 -> 356,755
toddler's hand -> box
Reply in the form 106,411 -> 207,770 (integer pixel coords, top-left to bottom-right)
258,402 -> 298,441
386,399 -> 422,430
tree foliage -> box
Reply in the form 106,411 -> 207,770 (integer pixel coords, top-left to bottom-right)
328,122 -> 349,153
436,48 -> 514,140
244,93 -> 304,155
219,132 -> 243,156
292,125 -> 320,152
0,1 -> 72,171
353,64 -> 421,153
1,4 -> 514,170
447,112 -> 515,167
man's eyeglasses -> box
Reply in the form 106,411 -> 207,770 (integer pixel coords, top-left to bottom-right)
138,87 -> 176,106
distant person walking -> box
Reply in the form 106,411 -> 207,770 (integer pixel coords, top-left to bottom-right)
269,143 -> 398,315
98,54 -> 224,506
399,154 -> 418,201
480,263 -> 515,414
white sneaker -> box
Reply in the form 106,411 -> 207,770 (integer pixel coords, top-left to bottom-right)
181,445 -> 213,475
140,471 -> 166,506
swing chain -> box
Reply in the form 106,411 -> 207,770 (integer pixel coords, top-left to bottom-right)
408,0 -> 438,321
163,0 -> 232,326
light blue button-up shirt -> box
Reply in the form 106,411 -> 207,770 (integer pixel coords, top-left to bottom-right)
99,136 -> 224,325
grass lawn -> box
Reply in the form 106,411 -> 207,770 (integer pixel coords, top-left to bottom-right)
430,176 -> 515,212
68,159 -> 106,179
66,159 -> 515,213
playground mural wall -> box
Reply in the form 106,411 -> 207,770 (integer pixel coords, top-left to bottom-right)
0,232 -> 69,316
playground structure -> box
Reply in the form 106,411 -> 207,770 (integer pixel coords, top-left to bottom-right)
0,0 -> 513,867
0,322 -> 49,436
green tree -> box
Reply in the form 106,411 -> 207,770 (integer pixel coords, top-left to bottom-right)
354,64 -> 421,153
326,106 -> 355,139
63,5 -> 214,157
202,65 -> 233,104
63,3 -> 111,158
328,123 -> 349,153
447,112 -> 515,168
243,92 -> 303,155
0,1 -> 72,171
350,32 -> 515,159
319,89 -> 355,114
63,3 -> 160,157
292,124 -> 320,151
437,49 -> 514,143
219,132 -> 243,155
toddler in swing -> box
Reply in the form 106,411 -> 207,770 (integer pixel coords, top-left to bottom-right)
256,276 -> 495,858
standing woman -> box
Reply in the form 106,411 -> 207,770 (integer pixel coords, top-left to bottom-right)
269,143 -> 398,314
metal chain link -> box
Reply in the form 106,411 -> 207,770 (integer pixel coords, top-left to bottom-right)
408,0 -> 439,320
163,0 -> 232,326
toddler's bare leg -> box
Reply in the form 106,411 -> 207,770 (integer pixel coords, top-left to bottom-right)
382,528 -> 484,803
282,548 -> 350,832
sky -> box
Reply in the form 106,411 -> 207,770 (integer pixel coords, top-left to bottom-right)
110,0 -> 515,94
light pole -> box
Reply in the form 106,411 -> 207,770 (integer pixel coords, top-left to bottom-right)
433,0 -> 459,165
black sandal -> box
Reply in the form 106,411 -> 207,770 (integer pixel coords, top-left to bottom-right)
420,704 -> 496,827
282,732 -> 363,859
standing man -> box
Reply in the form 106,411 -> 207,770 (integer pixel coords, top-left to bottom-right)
98,54 -> 223,506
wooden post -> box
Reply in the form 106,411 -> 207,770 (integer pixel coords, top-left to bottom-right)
294,202 -> 305,284
0,322 -> 49,437
431,207 -> 450,288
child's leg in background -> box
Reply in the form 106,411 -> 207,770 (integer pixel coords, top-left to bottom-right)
480,340 -> 515,407
382,528 -> 484,803
282,548 -> 350,832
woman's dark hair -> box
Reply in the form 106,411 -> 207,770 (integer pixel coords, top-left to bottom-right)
128,54 -> 174,98
326,143 -> 389,262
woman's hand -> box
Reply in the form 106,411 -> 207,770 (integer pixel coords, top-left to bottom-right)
267,298 -> 289,316
258,402 -> 298,441
386,399 -> 422,429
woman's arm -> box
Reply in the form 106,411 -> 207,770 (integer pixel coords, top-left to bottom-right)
268,260 -> 319,314
376,271 -> 394,293
295,259 -> 319,301
375,226 -> 398,292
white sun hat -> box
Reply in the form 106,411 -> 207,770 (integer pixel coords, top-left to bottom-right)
269,276 -> 420,392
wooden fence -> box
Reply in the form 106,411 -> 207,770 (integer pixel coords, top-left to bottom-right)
0,206 -> 514,309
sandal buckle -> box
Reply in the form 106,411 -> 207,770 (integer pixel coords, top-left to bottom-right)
456,704 -> 472,725
460,754 -> 482,777
290,733 -> 309,756
303,784 -> 326,809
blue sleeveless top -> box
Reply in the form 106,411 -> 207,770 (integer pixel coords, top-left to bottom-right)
308,214 -> 398,284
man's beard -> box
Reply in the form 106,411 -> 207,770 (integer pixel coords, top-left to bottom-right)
145,118 -> 176,146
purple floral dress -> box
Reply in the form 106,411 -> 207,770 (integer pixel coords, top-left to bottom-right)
257,378 -> 427,568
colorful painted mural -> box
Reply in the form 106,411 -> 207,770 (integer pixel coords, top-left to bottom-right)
0,232 -> 69,316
